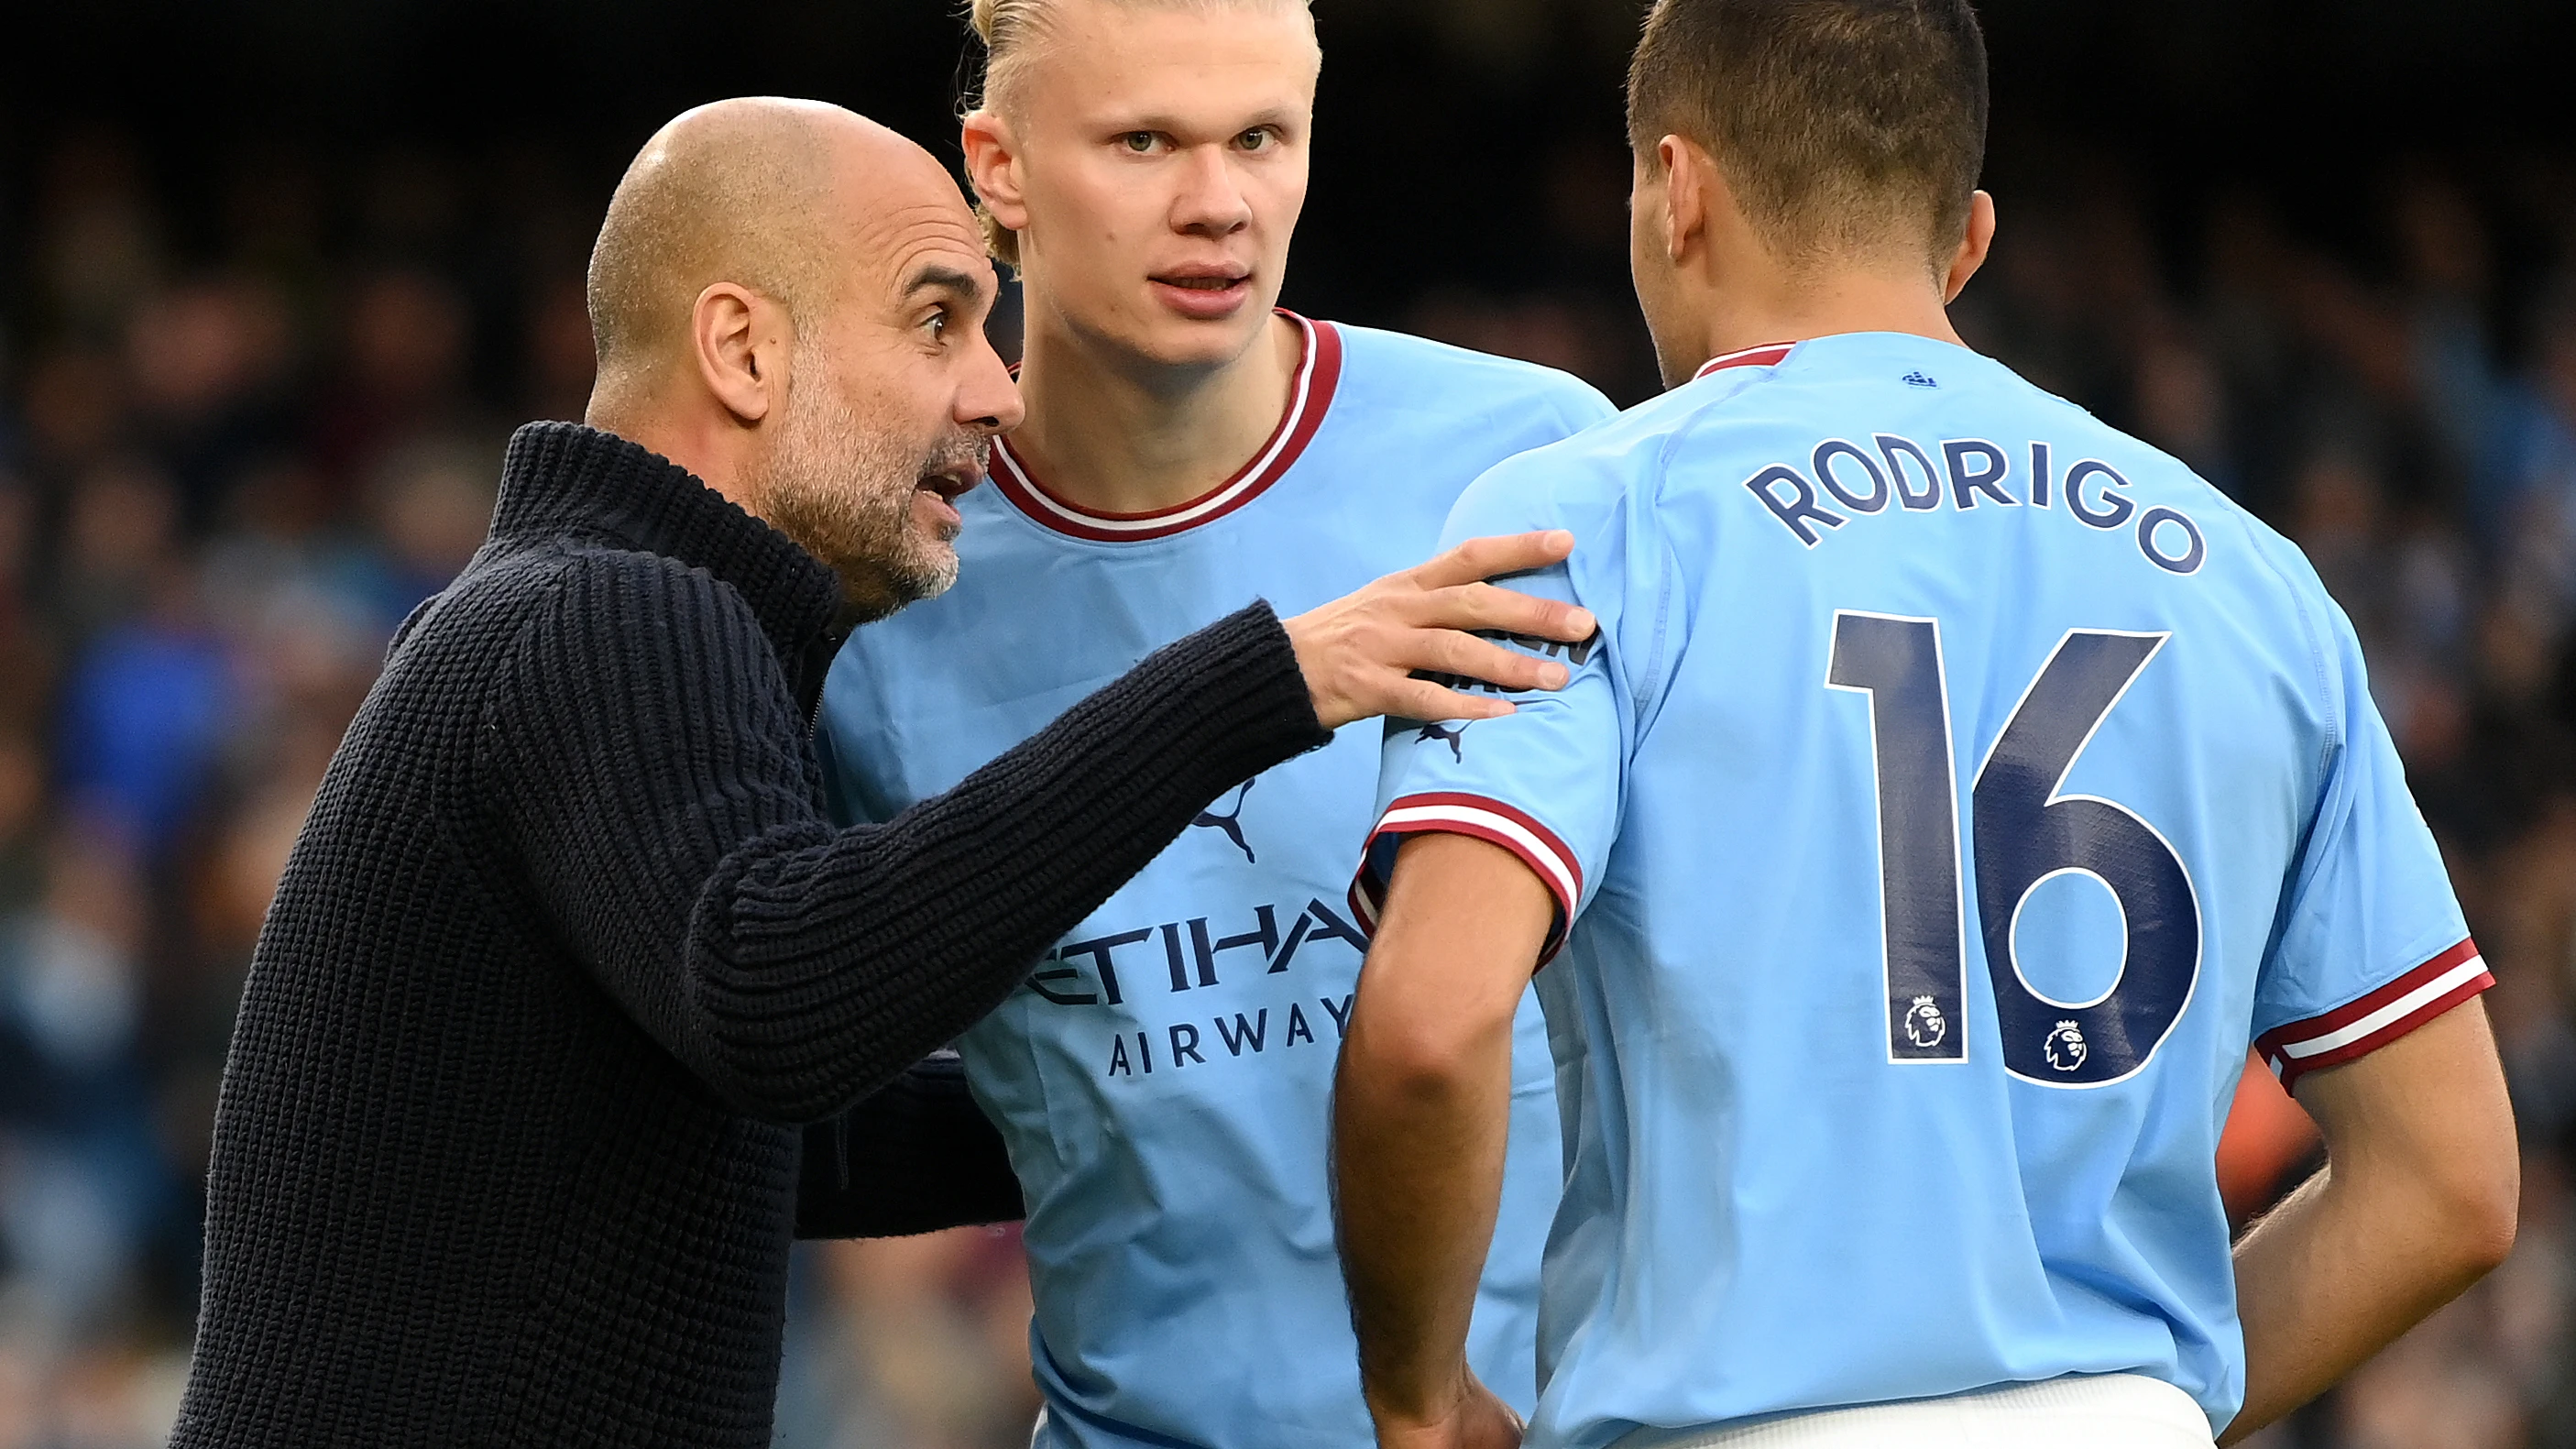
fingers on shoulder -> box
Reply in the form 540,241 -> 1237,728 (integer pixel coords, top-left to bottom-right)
1415,530 -> 1568,588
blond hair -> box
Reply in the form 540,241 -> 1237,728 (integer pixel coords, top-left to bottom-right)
962,0 -> 1314,268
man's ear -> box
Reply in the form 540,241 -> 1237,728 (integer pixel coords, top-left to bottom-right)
690,282 -> 788,426
1944,190 -> 1997,304
960,109 -> 1030,236
1658,135 -> 1713,269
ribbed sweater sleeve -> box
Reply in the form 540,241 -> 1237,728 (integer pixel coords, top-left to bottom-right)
483,548 -> 1329,1123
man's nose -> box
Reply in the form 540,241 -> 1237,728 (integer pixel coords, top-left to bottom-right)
1170,145 -> 1253,236
959,334 -> 1025,435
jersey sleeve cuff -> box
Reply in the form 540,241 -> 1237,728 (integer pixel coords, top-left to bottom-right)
1348,792 -> 1582,966
2255,938 -> 2493,1092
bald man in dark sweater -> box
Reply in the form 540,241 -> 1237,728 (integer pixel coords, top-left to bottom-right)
171,99 -> 1593,1448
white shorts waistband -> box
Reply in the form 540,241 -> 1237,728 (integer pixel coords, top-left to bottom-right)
1609,1374 -> 2217,1449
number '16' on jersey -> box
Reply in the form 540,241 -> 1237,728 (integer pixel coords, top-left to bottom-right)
1352,333 -> 2489,1449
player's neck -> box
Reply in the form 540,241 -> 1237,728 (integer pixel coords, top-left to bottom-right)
1685,266 -> 1968,371
1008,312 -> 1304,516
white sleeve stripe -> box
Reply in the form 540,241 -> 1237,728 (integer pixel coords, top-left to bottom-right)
1376,802 -> 1581,909
2272,956 -> 2490,1059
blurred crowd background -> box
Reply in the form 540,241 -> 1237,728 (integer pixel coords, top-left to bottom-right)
1,0 -> 2572,1445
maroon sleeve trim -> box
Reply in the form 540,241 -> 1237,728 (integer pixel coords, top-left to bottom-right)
2255,938 -> 2493,1091
1349,792 -> 1581,967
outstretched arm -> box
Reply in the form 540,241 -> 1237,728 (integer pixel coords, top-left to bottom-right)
1335,832 -> 1555,1449
491,533 -> 1595,1126
2224,999 -> 2518,1444
492,555 -> 1330,1125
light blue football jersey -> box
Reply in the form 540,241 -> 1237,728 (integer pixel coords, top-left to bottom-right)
820,314 -> 1615,1449
1353,334 -> 2490,1449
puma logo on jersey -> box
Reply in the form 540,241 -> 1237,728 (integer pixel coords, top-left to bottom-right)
1190,780 -> 1256,864
1417,720 -> 1468,763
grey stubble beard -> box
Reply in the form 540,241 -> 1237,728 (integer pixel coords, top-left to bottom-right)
756,368 -> 976,625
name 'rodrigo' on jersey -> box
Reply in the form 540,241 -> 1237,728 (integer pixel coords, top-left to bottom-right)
1353,333 -> 2488,1449
821,314 -> 1614,1449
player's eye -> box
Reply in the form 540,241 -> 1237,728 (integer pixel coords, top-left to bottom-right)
1121,131 -> 1157,153
1236,127 -> 1271,151
922,308 -> 950,341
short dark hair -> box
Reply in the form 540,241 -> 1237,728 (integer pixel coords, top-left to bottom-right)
1628,0 -> 1988,271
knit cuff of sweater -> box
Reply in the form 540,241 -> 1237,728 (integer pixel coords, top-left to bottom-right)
1136,600 -> 1333,796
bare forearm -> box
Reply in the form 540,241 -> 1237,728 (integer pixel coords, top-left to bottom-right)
1332,832 -> 1556,1437
2224,1005 -> 2518,1444
1334,1012 -> 1515,1424
2223,1168 -> 2369,1440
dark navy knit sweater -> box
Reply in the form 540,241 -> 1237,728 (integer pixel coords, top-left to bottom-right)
173,422 -> 1329,1447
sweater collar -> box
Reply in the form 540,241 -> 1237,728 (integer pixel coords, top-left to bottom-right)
489,422 -> 842,660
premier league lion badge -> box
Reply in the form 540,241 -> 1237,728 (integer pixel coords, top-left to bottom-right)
1902,994 -> 1947,1049
2044,1020 -> 2089,1073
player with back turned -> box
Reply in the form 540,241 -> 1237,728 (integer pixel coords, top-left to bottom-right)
1332,3 -> 2521,1448
817,2 -> 1613,1446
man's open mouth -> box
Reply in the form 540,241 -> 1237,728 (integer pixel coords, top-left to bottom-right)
917,467 -> 979,502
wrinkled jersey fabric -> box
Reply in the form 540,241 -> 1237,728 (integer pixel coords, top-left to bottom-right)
823,316 -> 1614,1449
1356,335 -> 2483,1449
